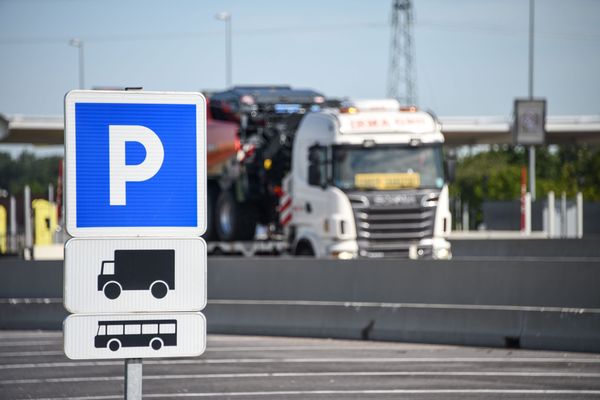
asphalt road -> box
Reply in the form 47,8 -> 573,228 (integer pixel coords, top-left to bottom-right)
1,331 -> 600,399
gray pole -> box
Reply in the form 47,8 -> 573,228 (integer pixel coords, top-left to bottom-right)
547,191 -> 555,238
125,359 -> 142,400
462,201 -> 469,231
560,191 -> 567,238
576,192 -> 583,238
216,12 -> 232,88
79,42 -> 85,90
528,0 -> 534,99
529,146 -> 535,201
528,0 -> 536,201
70,38 -> 85,89
226,16 -> 232,87
24,186 -> 32,251
48,183 -> 54,203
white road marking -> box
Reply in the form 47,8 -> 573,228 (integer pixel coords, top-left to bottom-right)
205,336 -> 446,350
208,299 -> 600,314
0,331 -> 62,338
31,389 -> 600,400
143,389 -> 600,397
0,350 -> 63,357
2,356 -> 600,370
205,345 -> 429,352
0,345 -> 451,355
0,361 -> 121,369
0,340 -> 60,347
3,370 -> 600,385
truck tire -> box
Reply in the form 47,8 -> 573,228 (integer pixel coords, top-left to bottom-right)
203,184 -> 219,241
215,190 -> 257,241
295,241 -> 315,256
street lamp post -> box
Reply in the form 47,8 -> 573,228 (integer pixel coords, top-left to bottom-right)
215,12 -> 232,88
528,0 -> 536,200
69,38 -> 85,89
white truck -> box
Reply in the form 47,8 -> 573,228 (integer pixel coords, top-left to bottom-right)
281,99 -> 453,259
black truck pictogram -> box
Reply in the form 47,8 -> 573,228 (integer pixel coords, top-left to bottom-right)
98,249 -> 175,300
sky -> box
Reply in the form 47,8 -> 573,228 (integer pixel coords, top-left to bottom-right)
1,0 -> 599,118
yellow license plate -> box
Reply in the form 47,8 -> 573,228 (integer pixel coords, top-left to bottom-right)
354,173 -> 421,190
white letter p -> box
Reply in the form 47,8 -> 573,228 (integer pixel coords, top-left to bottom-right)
109,125 -> 164,206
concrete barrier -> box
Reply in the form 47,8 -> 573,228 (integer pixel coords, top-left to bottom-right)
207,258 -> 600,308
1,257 -> 599,352
451,238 -> 600,258
205,300 -> 600,352
0,298 -> 66,330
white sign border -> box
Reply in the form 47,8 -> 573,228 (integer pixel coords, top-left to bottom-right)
64,90 -> 207,237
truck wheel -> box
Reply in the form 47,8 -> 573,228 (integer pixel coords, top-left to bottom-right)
215,190 -> 257,241
295,241 -> 315,256
150,281 -> 169,299
203,184 -> 219,241
103,281 -> 122,300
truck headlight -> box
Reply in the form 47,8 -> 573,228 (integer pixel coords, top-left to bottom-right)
332,250 -> 355,260
434,247 -> 451,260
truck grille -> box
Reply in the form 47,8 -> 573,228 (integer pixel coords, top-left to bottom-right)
348,191 -> 439,258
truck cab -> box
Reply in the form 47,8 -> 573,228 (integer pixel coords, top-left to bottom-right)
288,99 -> 452,259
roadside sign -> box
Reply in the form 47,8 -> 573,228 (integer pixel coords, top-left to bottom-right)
64,237 -> 206,313
513,98 -> 546,145
64,312 -> 206,360
64,90 -> 207,237
63,90 -> 208,394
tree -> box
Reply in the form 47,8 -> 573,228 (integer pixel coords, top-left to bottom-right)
0,152 -> 61,196
450,144 -> 600,227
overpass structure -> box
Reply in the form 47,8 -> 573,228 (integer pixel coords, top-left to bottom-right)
441,115 -> 600,145
2,113 -> 600,146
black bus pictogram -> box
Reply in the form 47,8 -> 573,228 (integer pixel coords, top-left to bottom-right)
98,249 -> 175,300
94,319 -> 177,352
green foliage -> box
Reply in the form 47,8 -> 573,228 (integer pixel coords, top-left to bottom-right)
450,144 -> 600,226
0,152 -> 61,196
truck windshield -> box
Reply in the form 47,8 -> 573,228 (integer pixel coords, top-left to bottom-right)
332,145 -> 444,191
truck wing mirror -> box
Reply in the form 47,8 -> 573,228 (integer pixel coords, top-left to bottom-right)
445,158 -> 456,183
308,144 -> 328,189
308,164 -> 322,186
308,145 -> 321,163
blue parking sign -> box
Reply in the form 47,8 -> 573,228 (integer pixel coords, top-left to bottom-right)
65,91 -> 206,237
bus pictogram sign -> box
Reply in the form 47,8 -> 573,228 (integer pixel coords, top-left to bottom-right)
64,313 -> 205,360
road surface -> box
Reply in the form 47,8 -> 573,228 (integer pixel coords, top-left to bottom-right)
1,331 -> 599,399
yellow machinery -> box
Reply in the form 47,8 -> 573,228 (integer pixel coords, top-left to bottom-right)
32,199 -> 57,245
0,205 -> 6,253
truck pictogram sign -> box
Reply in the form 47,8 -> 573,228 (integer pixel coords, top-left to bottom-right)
64,237 -> 206,314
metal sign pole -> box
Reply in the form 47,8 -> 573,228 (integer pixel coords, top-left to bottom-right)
125,358 -> 142,400
528,0 -> 536,201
